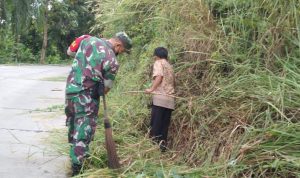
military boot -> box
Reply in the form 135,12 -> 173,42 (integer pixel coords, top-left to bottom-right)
71,163 -> 82,177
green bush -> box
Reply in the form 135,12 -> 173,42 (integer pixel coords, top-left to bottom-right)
0,29 -> 38,64
14,43 -> 37,63
0,29 -> 15,63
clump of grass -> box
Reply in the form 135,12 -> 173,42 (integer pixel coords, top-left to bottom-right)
32,104 -> 65,113
230,122 -> 300,177
40,76 -> 67,82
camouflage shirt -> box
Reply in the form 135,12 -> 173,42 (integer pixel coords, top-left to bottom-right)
66,36 -> 119,96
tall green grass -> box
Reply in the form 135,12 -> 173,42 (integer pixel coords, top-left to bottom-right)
74,0 -> 300,177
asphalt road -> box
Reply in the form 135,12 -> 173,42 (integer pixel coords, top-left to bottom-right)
0,65 -> 70,178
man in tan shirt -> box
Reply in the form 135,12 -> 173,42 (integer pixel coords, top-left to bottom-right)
145,47 -> 175,152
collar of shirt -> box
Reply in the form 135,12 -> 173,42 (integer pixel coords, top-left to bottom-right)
103,39 -> 116,54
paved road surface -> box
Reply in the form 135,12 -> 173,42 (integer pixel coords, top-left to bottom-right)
0,65 -> 70,178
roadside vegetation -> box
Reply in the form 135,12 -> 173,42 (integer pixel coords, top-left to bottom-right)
84,0 -> 300,177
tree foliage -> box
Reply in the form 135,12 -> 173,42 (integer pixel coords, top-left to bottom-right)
0,0 -> 95,64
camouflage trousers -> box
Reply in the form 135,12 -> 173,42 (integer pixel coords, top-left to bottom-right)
65,92 -> 99,165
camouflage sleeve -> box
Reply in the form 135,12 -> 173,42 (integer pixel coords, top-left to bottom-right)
102,57 -> 119,88
67,47 -> 76,57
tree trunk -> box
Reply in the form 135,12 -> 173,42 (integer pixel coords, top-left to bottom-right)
40,0 -> 49,64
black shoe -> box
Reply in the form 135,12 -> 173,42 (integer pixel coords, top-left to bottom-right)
71,164 -> 82,177
160,144 -> 167,153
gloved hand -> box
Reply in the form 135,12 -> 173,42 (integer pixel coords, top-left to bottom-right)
91,81 -> 104,99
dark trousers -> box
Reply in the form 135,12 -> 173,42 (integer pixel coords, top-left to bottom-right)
150,105 -> 173,150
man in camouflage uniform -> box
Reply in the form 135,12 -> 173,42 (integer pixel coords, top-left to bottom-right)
65,32 -> 132,176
